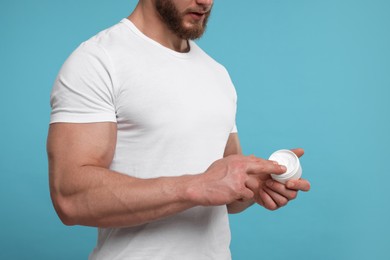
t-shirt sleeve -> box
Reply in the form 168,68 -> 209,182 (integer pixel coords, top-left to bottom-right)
50,42 -> 116,124
231,124 -> 238,133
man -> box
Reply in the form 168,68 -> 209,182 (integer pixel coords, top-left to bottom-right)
47,0 -> 310,259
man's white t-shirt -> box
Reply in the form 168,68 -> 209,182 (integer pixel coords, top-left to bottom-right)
50,18 -> 238,260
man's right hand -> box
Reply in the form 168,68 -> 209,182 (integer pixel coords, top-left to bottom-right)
186,155 -> 287,206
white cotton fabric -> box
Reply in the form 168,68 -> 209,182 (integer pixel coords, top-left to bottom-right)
50,18 -> 238,260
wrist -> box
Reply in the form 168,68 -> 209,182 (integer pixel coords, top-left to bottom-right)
177,173 -> 205,206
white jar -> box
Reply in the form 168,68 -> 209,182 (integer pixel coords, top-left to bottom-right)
269,149 -> 302,184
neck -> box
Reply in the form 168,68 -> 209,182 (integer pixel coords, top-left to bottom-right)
128,1 -> 190,53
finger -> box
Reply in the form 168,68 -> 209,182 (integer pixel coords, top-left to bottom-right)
255,196 -> 264,207
263,187 -> 289,208
290,148 -> 304,158
240,187 -> 255,201
246,158 -> 287,176
254,192 -> 265,207
265,180 -> 298,200
245,176 -> 260,191
258,189 -> 278,211
286,179 -> 311,191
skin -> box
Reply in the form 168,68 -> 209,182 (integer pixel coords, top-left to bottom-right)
47,0 -> 310,228
128,0 -> 213,52
224,135 -> 310,213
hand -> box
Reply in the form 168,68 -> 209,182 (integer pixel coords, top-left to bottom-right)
188,154 -> 287,207
254,148 -> 311,210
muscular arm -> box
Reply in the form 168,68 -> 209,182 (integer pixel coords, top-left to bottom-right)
47,122 -> 198,228
47,123 -> 286,228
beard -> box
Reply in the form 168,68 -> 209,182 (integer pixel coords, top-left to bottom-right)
155,0 -> 211,40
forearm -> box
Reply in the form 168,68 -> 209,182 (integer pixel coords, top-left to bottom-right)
224,133 -> 254,213
51,165 -> 198,228
227,199 -> 254,214
48,125 -> 287,226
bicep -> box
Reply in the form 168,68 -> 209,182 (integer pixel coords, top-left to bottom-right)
223,133 -> 242,157
47,122 -> 117,173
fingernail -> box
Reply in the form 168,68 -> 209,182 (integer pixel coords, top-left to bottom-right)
280,165 -> 287,172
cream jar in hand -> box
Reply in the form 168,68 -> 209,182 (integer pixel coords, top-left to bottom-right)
269,149 -> 302,184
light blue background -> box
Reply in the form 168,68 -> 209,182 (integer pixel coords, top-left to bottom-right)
1,0 -> 389,259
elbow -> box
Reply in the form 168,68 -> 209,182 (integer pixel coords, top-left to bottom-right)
50,192 -> 79,226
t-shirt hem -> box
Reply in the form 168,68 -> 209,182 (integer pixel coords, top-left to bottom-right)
50,113 -> 117,124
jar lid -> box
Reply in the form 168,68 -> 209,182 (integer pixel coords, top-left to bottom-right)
269,149 -> 302,183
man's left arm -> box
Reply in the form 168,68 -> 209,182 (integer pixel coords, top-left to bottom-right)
224,133 -> 311,213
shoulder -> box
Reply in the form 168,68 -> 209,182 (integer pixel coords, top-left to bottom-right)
71,19 -> 135,60
86,19 -> 129,47
61,19 -> 135,75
